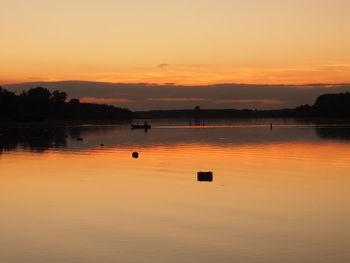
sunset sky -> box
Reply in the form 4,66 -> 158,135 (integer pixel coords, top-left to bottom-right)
1,0 -> 350,86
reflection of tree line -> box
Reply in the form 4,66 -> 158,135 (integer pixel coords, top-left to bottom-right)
0,124 -> 120,154
0,126 -> 67,153
1,122 -> 350,154
315,127 -> 350,141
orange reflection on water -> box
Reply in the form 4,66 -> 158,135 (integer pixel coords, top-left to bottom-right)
0,141 -> 350,263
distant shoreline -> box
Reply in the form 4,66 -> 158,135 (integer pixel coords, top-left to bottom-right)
1,87 -> 350,121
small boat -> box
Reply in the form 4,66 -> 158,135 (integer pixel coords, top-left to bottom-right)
131,124 -> 151,129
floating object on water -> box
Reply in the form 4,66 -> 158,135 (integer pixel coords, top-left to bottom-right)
131,124 -> 151,129
197,171 -> 213,182
132,152 -> 139,158
77,137 -> 83,141
131,121 -> 151,129
101,144 -> 104,147
270,123 -> 273,130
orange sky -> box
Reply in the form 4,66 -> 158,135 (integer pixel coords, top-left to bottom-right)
1,0 -> 350,85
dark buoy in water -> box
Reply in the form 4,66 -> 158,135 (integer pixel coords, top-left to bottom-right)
203,122 -> 205,126
197,171 -> 213,182
101,143 -> 104,147
189,122 -> 192,126
77,137 -> 83,141
270,123 -> 273,130
132,152 -> 139,158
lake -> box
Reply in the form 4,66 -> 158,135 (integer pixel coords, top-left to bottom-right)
0,119 -> 349,263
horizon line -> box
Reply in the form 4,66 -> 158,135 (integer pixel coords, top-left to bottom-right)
2,80 -> 350,87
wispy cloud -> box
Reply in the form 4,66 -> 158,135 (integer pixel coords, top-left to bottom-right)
216,99 -> 286,105
158,64 -> 169,68
147,98 -> 208,101
80,97 -> 132,103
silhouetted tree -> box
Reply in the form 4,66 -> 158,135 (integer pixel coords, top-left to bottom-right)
0,86 -> 19,118
51,90 -> 67,103
69,98 -> 80,104
313,92 -> 350,116
0,87 -> 133,120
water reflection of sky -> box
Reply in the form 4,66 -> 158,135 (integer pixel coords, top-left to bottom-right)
1,119 -> 350,263
1,119 -> 350,154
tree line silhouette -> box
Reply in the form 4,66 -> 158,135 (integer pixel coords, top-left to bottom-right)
136,92 -> 350,118
0,86 -> 133,120
1,86 -> 350,120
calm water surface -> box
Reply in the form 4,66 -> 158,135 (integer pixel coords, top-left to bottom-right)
1,119 -> 350,263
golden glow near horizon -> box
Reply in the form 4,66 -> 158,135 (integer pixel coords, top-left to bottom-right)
1,0 -> 350,85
